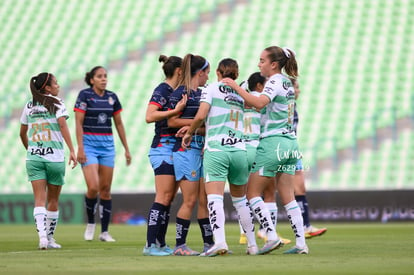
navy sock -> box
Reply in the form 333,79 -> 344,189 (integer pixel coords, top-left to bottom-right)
156,204 -> 170,247
175,217 -> 190,247
85,196 -> 98,224
198,218 -> 214,245
295,195 -> 310,227
146,202 -> 165,246
100,199 -> 112,232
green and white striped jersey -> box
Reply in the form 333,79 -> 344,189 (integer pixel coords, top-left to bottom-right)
20,97 -> 68,162
200,82 -> 245,152
260,74 -> 296,139
243,91 -> 261,146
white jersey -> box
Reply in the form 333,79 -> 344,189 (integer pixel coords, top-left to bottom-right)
200,82 -> 245,152
260,74 -> 296,139
20,96 -> 68,162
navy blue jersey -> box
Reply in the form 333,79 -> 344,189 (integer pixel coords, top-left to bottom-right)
148,82 -> 176,148
293,103 -> 299,135
74,88 -> 122,143
168,85 -> 202,151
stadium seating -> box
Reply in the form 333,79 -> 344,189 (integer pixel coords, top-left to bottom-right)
0,0 -> 412,193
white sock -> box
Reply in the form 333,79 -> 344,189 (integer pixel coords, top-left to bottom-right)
265,202 -> 278,228
249,197 -> 277,241
285,200 -> 306,248
33,207 -> 47,239
232,196 -> 257,247
46,210 -> 59,240
239,222 -> 244,234
207,194 -> 226,245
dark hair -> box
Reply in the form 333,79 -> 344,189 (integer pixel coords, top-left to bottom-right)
29,72 -> 60,114
84,66 -> 105,87
264,46 -> 298,78
159,55 -> 182,79
217,58 -> 239,80
247,72 -> 266,91
177,54 -> 209,93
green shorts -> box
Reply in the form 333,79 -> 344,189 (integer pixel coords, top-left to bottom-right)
203,150 -> 248,185
251,135 -> 300,176
245,143 -> 258,172
26,160 -> 66,186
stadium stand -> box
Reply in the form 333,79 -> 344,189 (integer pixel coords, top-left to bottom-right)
0,0 -> 412,193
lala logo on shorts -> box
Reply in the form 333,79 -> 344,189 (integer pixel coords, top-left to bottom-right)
191,170 -> 197,178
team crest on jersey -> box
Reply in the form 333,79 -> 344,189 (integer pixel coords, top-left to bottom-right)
160,97 -> 167,106
79,102 -> 87,111
98,113 -> 108,124
108,96 -> 115,105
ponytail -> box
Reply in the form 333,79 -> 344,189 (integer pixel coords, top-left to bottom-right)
30,72 -> 60,115
264,46 -> 298,78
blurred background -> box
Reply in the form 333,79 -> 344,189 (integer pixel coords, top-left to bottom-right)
0,0 -> 412,204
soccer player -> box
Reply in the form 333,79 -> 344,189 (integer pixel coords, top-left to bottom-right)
74,66 -> 131,242
181,58 -> 258,256
167,54 -> 213,256
291,78 -> 327,239
143,55 -> 187,256
238,72 -> 291,246
20,72 -> 77,249
222,46 -> 309,254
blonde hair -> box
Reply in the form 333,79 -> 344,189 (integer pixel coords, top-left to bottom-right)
177,54 -> 208,93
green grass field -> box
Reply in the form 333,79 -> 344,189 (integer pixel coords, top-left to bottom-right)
1,223 -> 413,274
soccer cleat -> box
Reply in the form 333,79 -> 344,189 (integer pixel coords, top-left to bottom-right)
258,239 -> 283,255
47,238 -> 62,249
257,229 -> 291,245
173,244 -> 200,256
239,233 -> 247,245
279,235 -> 292,245
246,245 -> 259,255
143,244 -> 170,256
283,245 -> 309,254
159,245 -> 174,255
84,223 -> 96,241
203,243 -> 214,253
304,226 -> 327,239
38,237 -> 48,250
99,231 -> 116,242
199,242 -> 228,257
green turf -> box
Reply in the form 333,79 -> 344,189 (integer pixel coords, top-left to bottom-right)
0,223 -> 413,274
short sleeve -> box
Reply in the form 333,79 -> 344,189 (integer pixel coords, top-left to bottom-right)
74,91 -> 87,112
56,100 -> 69,120
20,102 -> 30,125
262,78 -> 279,102
112,93 -> 122,114
200,85 -> 212,105
149,89 -> 168,109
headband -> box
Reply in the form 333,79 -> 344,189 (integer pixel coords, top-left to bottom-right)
282,47 -> 296,59
199,60 -> 209,71
40,73 -> 50,90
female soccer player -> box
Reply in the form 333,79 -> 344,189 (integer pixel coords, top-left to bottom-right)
74,66 -> 131,242
182,58 -> 258,256
20,72 -> 77,249
143,55 -> 187,256
222,46 -> 309,254
167,54 -> 213,256
290,78 -> 327,239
